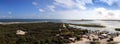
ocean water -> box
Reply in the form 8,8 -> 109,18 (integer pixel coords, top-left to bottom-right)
0,19 -> 66,24
65,20 -> 120,33
0,19 -> 64,22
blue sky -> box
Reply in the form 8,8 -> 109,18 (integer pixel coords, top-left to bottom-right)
0,0 -> 120,19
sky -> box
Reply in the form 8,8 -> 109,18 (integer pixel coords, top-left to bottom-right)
0,0 -> 120,19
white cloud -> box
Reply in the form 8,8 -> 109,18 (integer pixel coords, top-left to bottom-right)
75,0 -> 93,10
99,0 -> 118,6
32,2 -> 38,6
8,11 -> 12,15
0,15 -> 13,18
95,8 -> 106,15
54,0 -> 75,8
54,0 -> 93,10
51,7 -> 120,19
47,5 -> 56,12
32,1 -> 46,12
38,9 -> 45,12
95,8 -> 120,19
54,10 -> 100,19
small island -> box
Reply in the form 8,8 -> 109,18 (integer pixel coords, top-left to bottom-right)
70,24 -> 105,28
115,28 -> 120,31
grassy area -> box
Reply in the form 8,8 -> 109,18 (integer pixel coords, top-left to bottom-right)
115,28 -> 120,31
0,22 -> 88,44
71,24 -> 105,27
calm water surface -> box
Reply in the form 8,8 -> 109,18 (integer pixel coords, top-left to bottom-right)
63,20 -> 120,33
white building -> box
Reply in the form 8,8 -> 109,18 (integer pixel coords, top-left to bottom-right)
16,30 -> 26,35
63,24 -> 66,28
101,33 -> 108,37
69,37 -> 76,41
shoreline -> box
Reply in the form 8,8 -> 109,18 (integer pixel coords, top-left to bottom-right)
0,21 -> 49,24
0,21 -> 119,33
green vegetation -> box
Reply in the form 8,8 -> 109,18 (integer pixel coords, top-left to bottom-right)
71,24 -> 105,27
90,41 -> 100,44
0,22 -> 88,44
69,20 -> 93,21
102,20 -> 120,21
115,28 -> 120,31
107,42 -> 115,44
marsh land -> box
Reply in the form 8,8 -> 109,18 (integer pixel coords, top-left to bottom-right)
0,20 -> 120,44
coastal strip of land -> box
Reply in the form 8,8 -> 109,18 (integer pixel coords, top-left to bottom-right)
70,24 -> 105,28
0,22 -> 119,44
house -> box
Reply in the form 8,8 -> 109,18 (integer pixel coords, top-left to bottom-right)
63,24 -> 66,28
59,28 -> 62,31
16,30 -> 26,35
101,33 -> 107,37
69,37 -> 76,42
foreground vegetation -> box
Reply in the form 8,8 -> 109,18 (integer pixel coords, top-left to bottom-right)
71,24 -> 105,27
0,22 -> 88,44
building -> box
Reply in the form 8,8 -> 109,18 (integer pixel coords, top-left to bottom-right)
69,37 -> 76,42
16,30 -> 26,35
63,24 -> 66,28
